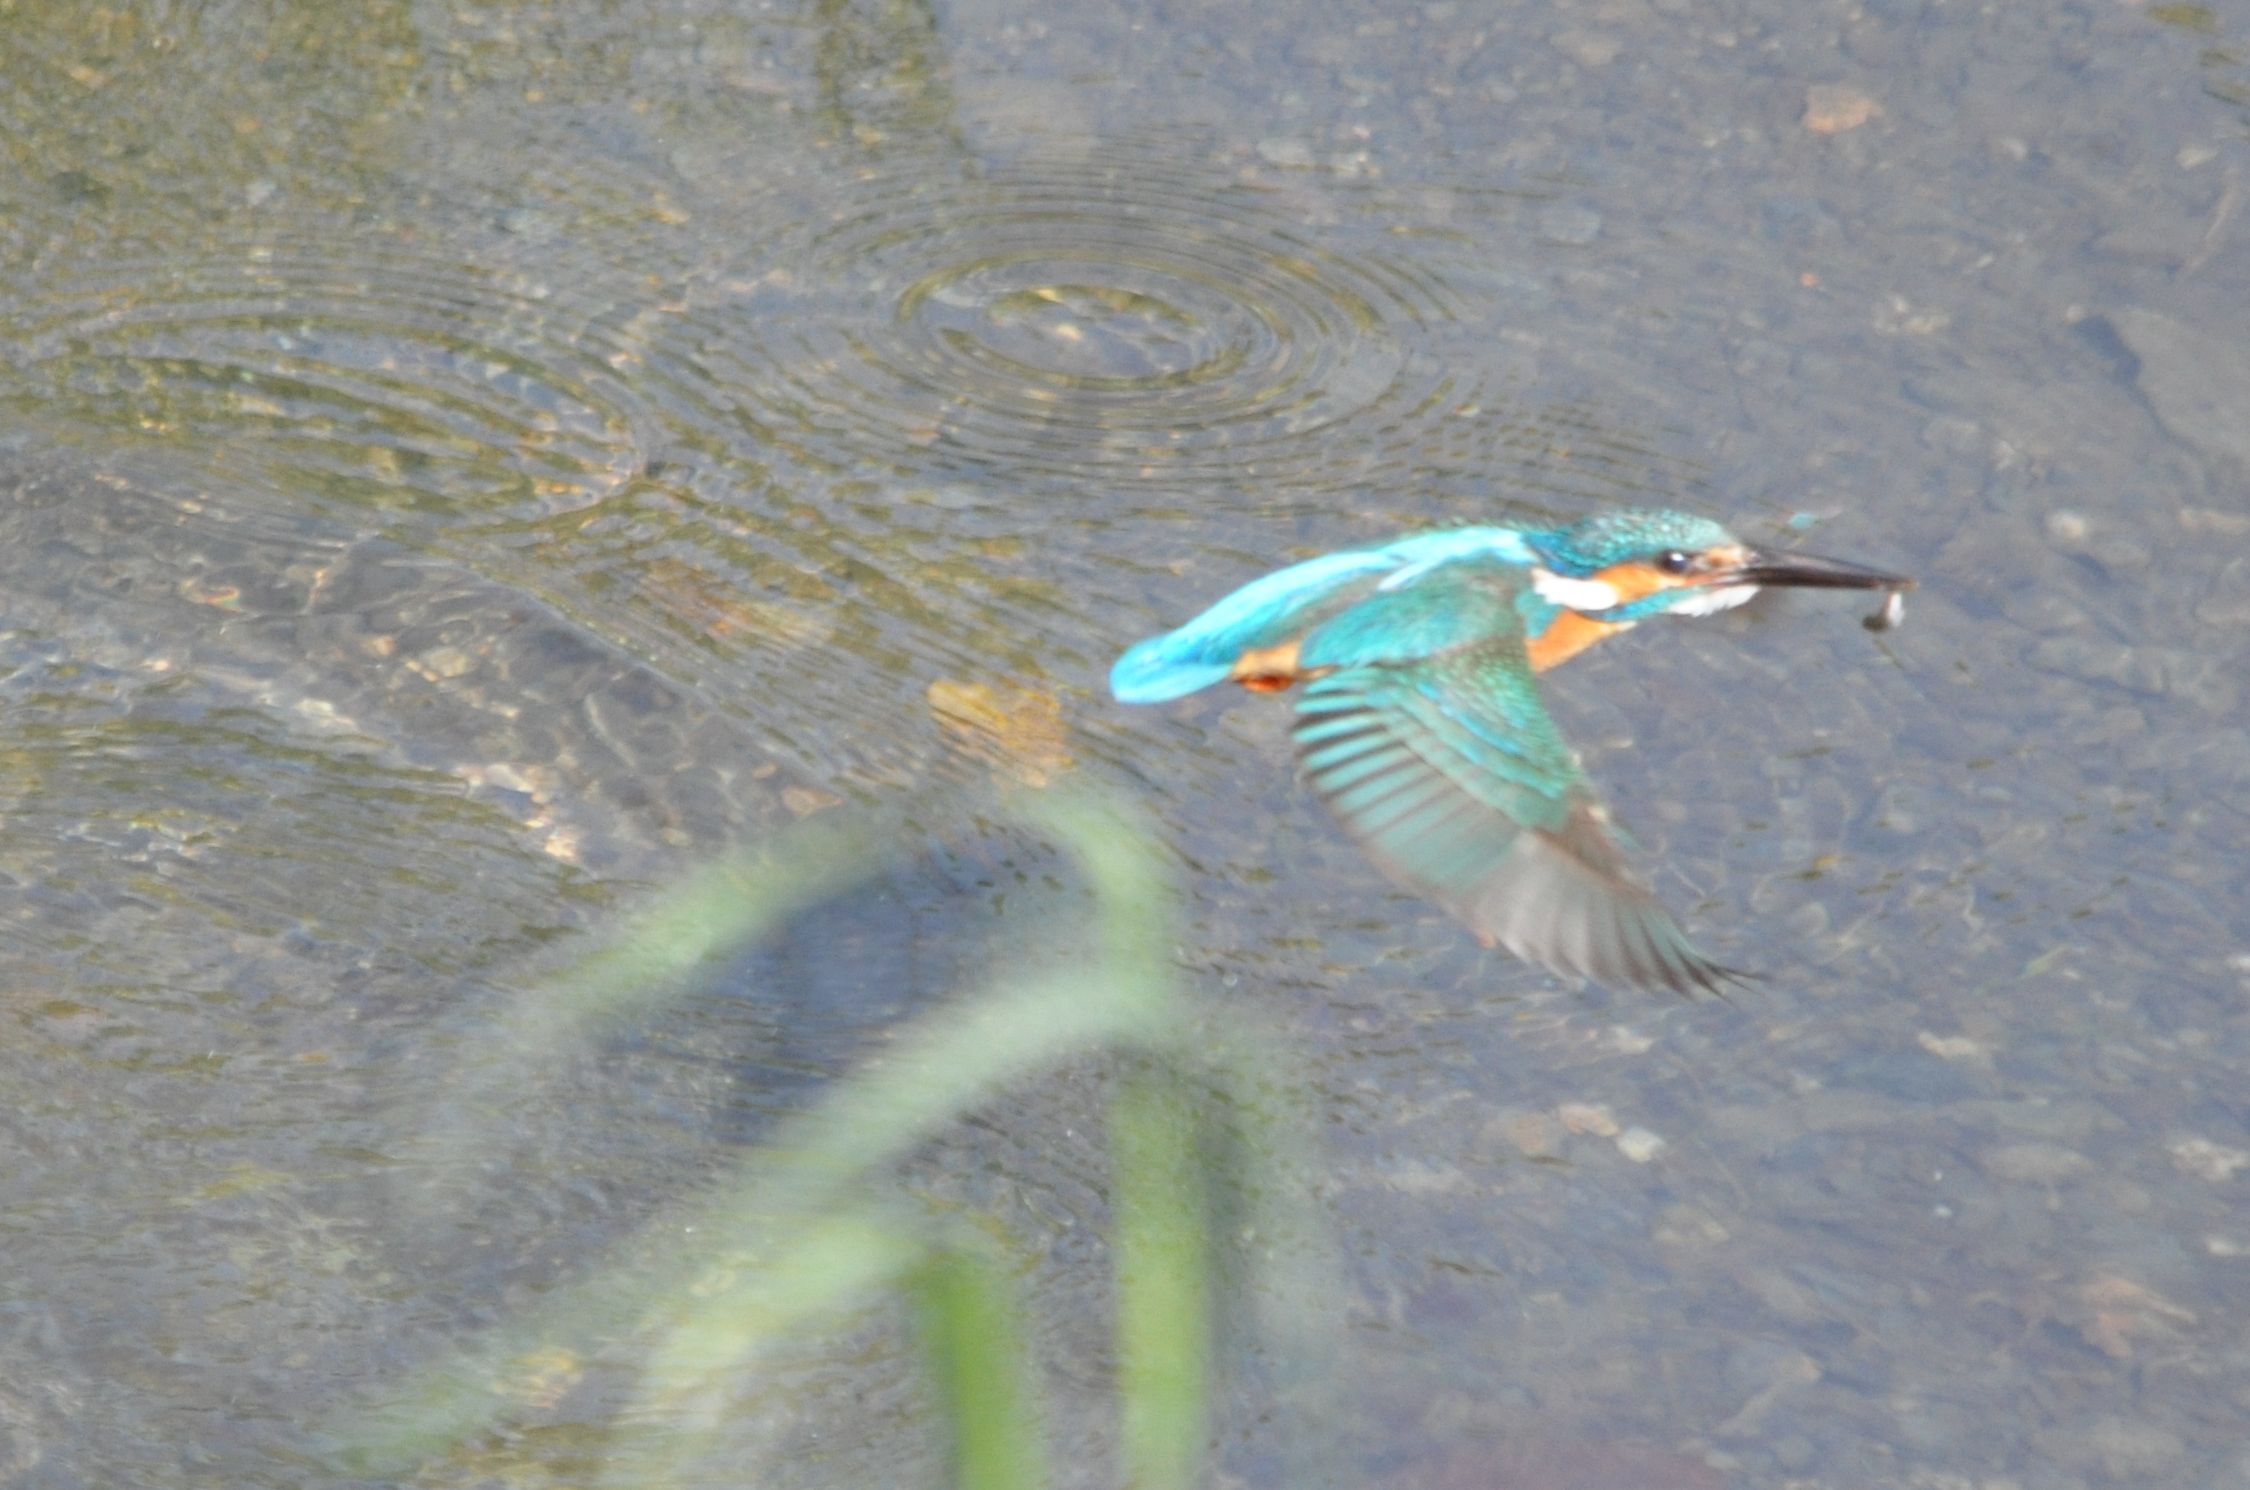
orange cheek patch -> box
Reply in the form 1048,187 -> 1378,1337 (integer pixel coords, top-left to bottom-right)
1589,559 -> 1673,602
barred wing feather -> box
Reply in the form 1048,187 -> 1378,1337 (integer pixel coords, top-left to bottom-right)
1292,650 -> 1733,995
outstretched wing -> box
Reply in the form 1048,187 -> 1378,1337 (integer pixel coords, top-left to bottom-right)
1290,569 -> 1732,995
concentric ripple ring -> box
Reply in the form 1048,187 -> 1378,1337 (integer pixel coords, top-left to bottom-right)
2,239 -> 654,530
661,150 -> 1473,491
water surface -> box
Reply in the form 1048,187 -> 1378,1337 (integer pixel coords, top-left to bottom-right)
3,2 -> 2248,1486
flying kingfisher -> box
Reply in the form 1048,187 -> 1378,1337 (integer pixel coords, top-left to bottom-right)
1111,509 -> 1912,994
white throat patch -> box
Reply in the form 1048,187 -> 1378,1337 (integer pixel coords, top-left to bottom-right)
1669,583 -> 1759,616
1530,567 -> 1621,612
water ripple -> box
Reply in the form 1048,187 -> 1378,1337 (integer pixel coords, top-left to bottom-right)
651,148 -> 1493,493
1,239 -> 652,529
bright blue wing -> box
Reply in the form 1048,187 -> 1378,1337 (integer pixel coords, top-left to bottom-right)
1110,527 -> 1536,703
1289,565 -> 1732,995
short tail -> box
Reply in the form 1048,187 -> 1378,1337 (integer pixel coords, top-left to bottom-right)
1110,632 -> 1232,703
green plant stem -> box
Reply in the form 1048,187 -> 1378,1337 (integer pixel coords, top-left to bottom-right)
1113,1064 -> 1209,1490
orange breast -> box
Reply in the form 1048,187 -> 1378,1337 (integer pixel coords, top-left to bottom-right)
1525,609 -> 1625,673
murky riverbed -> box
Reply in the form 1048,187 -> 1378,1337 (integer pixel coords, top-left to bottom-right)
3,3 -> 2247,1486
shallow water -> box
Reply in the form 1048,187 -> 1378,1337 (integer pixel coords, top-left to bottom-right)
4,2 -> 2249,1486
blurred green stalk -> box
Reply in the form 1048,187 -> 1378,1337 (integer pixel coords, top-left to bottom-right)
1113,1064 -> 1210,1490
332,788 -> 1297,1490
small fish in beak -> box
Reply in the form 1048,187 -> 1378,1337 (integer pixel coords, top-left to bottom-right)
1863,588 -> 1907,632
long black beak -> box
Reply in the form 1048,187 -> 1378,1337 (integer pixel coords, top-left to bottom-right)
1733,547 -> 1915,591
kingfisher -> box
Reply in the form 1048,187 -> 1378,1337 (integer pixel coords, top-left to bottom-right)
1111,509 -> 1912,994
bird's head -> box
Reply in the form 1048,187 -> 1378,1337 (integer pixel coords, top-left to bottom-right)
1524,509 -> 1912,623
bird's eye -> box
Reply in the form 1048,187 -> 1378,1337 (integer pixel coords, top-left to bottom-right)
1657,550 -> 1694,575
